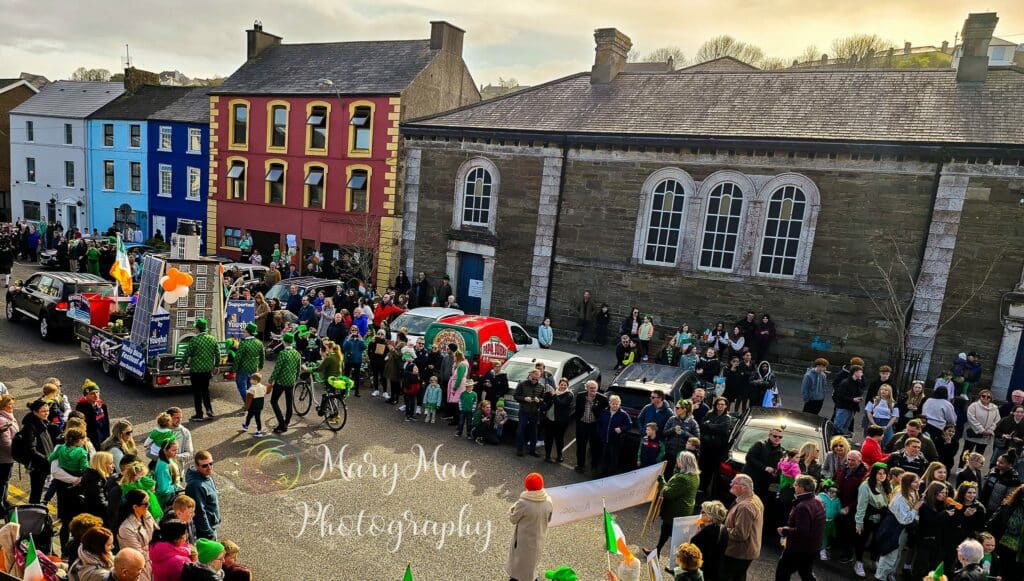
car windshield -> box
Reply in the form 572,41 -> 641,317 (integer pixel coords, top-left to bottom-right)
391,313 -> 435,336
265,283 -> 296,303
502,361 -> 537,383
733,426 -> 818,454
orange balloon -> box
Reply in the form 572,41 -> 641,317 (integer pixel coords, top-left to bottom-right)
162,279 -> 176,291
181,273 -> 193,286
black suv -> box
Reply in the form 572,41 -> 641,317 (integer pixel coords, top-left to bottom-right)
5,272 -> 113,340
265,276 -> 344,307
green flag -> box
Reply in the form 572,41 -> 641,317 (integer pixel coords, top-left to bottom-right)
8,507 -> 16,524
402,563 -> 413,581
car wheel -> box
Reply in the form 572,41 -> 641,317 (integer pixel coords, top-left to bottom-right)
101,359 -> 113,375
117,365 -> 130,385
39,315 -> 51,341
5,298 -> 19,322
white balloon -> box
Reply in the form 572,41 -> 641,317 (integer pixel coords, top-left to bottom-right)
163,292 -> 178,305
177,286 -> 190,298
158,275 -> 170,286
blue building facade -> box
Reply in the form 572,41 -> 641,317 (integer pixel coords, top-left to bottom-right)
147,87 -> 210,251
85,85 -> 191,238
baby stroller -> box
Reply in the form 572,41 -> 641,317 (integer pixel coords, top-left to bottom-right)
5,505 -> 54,556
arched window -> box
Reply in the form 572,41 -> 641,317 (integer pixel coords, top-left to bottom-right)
699,182 -> 744,271
758,185 -> 807,276
462,167 -> 492,227
452,157 -> 500,234
644,179 -> 686,264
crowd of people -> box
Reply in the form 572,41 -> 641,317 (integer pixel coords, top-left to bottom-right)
0,378 -> 250,581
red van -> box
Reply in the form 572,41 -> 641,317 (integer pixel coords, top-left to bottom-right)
424,315 -> 538,378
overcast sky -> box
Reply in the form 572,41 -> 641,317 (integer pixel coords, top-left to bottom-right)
3,0 -> 1023,86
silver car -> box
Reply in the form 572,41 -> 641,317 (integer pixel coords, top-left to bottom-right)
389,306 -> 463,342
500,348 -> 601,423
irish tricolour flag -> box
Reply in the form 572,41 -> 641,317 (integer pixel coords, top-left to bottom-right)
603,508 -> 634,563
109,234 -> 133,295
22,533 -> 44,581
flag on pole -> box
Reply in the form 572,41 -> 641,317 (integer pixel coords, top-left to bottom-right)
109,234 -> 133,295
402,563 -> 413,581
604,508 -> 635,563
22,534 -> 44,581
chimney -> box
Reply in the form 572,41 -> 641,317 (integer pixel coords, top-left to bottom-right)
430,21 -> 465,56
957,12 -> 998,82
941,40 -> 949,53
591,28 -> 632,84
820,54 -> 829,65
247,20 -> 282,61
123,67 -> 159,94
904,42 -> 912,56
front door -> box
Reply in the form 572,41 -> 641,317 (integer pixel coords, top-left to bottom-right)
456,252 -> 484,314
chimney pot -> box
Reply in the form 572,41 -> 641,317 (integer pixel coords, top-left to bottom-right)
591,28 -> 632,84
430,21 -> 465,56
247,22 -> 282,61
957,12 -> 999,83
821,54 -> 828,63
904,41 -> 912,55
941,40 -> 949,52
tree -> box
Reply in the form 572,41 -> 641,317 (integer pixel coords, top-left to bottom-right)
70,67 -> 112,82
830,34 -> 893,68
497,77 -> 519,89
760,57 -> 788,70
858,236 -> 1004,367
644,46 -> 687,69
797,45 -> 821,65
694,35 -> 765,66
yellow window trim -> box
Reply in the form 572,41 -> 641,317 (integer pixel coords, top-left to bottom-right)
225,156 -> 248,202
264,158 -> 288,206
303,162 -> 328,210
304,101 -> 331,156
347,100 -> 375,159
227,99 -> 250,151
266,100 -> 290,154
345,164 -> 372,213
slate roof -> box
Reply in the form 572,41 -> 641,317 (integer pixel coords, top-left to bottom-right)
89,85 -> 193,120
676,57 -> 760,73
212,40 -> 438,96
405,68 -> 1024,146
10,81 -> 124,118
149,86 -> 210,124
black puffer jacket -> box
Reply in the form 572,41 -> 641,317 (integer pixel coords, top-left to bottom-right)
79,467 -> 109,519
19,413 -> 53,473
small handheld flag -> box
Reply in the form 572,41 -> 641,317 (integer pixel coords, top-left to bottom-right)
402,563 -> 413,581
604,508 -> 635,563
22,533 -> 44,581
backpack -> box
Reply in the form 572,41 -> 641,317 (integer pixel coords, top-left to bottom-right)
11,428 -> 31,466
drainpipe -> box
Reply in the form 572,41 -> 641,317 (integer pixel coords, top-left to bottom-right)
542,141 -> 570,320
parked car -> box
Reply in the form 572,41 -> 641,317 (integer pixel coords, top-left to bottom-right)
389,306 -> 463,342
223,263 -> 269,293
38,248 -> 65,270
5,272 -> 115,340
264,277 -> 344,306
717,407 -> 835,497
500,348 -> 601,423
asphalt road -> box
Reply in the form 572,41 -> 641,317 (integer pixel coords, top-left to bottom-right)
0,261 -> 855,580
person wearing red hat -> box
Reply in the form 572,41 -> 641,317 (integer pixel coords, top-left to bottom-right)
507,472 -> 553,581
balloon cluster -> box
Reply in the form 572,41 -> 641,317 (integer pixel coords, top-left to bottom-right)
160,267 -> 194,305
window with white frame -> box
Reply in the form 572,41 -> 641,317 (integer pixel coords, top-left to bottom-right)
187,167 -> 201,200
65,161 -> 75,188
699,182 -> 744,271
159,126 -> 172,151
129,161 -> 141,192
462,167 -> 492,226
159,164 -> 172,197
758,185 -> 807,277
188,128 -> 201,154
643,178 -> 688,265
25,157 -> 36,182
130,124 -> 141,148
26,121 -> 34,142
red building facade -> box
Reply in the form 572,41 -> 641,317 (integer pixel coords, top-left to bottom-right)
207,21 -> 479,283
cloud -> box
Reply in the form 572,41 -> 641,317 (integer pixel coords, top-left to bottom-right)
1,0 -> 1021,84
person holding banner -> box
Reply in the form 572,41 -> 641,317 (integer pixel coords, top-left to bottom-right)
506,472 -> 552,581
656,451 -> 701,556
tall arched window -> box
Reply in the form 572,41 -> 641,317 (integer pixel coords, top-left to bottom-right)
452,157 -> 500,234
462,167 -> 492,227
758,185 -> 807,276
643,178 -> 687,265
699,182 -> 744,271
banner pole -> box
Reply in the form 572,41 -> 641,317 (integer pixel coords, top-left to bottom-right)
603,496 -> 611,572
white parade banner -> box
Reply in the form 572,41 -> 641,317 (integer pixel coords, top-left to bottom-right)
546,462 -> 665,527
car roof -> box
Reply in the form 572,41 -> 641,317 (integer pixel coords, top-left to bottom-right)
223,263 -> 268,271
507,348 -> 580,366
438,314 -> 512,330
273,277 -> 342,287
400,307 -> 464,318
742,408 -> 827,434
35,272 -> 110,284
611,363 -> 688,387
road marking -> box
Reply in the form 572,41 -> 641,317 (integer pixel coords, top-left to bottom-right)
562,438 -> 576,453
6,484 -> 59,516
2,353 -> 83,370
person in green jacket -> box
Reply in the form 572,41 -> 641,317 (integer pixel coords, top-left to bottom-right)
232,322 -> 264,405
85,243 -> 100,276
657,450 -> 701,556
183,318 -> 220,421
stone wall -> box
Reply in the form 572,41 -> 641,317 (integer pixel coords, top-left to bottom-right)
932,166 -> 1024,384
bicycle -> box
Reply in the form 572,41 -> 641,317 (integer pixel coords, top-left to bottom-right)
294,370 -> 320,417
295,369 -> 349,432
